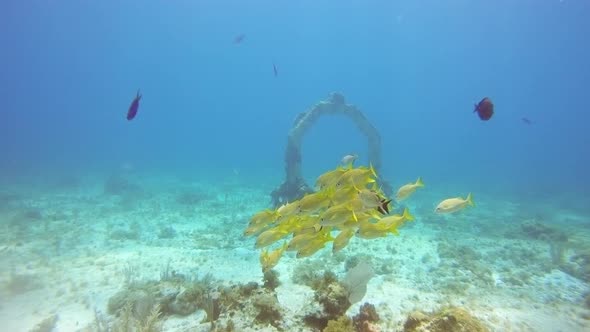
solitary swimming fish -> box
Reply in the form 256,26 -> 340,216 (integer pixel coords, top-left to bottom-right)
273,63 -> 278,77
521,117 -> 533,125
396,177 -> 424,201
126,90 -> 142,121
435,193 -> 474,214
474,97 -> 494,121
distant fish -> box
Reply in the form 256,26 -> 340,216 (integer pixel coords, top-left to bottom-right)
474,97 -> 494,121
521,117 -> 533,125
233,34 -> 246,44
341,154 -> 358,167
126,90 -> 142,121
273,63 -> 278,77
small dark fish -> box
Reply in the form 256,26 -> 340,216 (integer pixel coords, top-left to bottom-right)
376,199 -> 392,215
126,90 -> 142,121
233,34 -> 246,44
521,117 -> 533,125
273,63 -> 278,77
474,97 -> 494,121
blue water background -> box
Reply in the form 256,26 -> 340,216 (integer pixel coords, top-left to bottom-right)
1,0 -> 589,211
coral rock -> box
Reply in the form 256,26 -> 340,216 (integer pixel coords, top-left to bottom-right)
403,307 -> 489,332
353,303 -> 380,332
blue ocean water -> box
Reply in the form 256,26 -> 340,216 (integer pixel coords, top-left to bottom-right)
1,1 -> 590,331
2,0 -> 588,192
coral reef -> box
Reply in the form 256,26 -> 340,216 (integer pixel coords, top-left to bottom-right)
323,315 -> 355,332
303,271 -> 353,330
108,270 -> 218,318
315,302 -> 381,332
403,311 -> 429,332
218,282 -> 284,329
263,269 -> 281,291
201,292 -> 221,325
301,262 -> 375,331
107,287 -> 156,317
253,292 -> 283,328
218,282 -> 258,312
403,307 -> 489,332
352,303 -> 380,332
318,282 -> 351,318
111,302 -> 162,332
304,278 -> 351,331
105,264 -> 290,331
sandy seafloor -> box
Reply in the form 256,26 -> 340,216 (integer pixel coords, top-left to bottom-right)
1,170 -> 589,332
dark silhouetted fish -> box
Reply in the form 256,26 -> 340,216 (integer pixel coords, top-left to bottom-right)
126,90 -> 142,121
273,63 -> 278,77
376,199 -> 392,215
233,34 -> 246,44
474,97 -> 494,121
521,117 -> 533,125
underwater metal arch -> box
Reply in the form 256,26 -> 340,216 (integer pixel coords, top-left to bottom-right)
270,92 -> 392,207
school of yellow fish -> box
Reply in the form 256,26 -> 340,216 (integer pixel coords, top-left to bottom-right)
245,155 -> 475,273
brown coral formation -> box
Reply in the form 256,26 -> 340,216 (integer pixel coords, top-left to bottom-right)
304,271 -> 352,331
320,302 -> 381,332
323,315 -> 355,332
403,307 -> 489,332
353,303 -> 380,332
302,265 -> 378,331
252,292 -> 283,328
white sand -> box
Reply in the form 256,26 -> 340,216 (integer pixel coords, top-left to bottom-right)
1,174 -> 589,331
